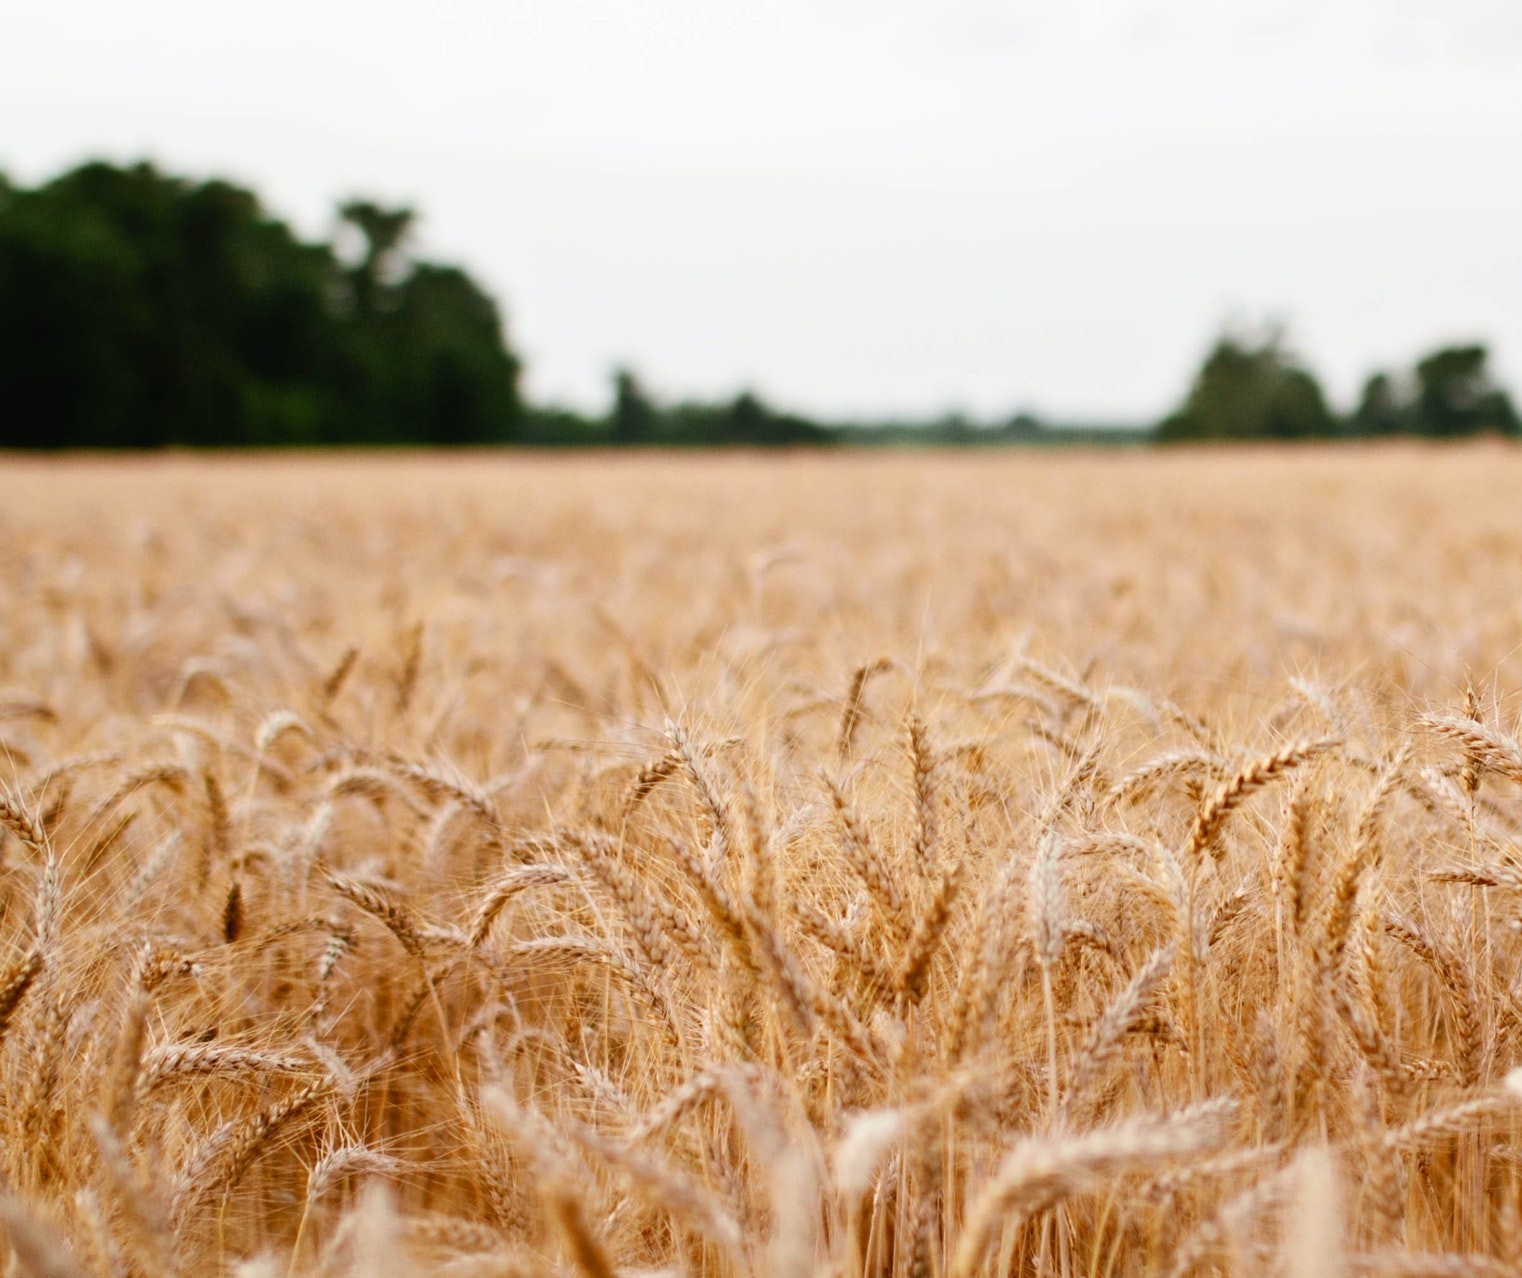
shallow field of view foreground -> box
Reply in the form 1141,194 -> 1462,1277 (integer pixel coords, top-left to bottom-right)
3,447 -> 1522,1277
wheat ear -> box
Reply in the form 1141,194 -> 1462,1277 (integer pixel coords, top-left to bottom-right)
1186,737 -> 1338,864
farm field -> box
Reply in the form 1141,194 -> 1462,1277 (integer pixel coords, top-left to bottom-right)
2,445 -> 1522,1276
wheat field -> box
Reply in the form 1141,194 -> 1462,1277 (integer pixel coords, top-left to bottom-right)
2,445 -> 1522,1278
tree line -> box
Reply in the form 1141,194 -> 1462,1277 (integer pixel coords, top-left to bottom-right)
0,160 -> 1516,447
0,162 -> 520,447
1157,327 -> 1519,442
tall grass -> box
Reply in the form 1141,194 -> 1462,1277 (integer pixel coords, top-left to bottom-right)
0,448 -> 1520,1276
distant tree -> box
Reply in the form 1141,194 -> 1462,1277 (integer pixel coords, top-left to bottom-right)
338,200 -> 415,318
1349,371 -> 1408,436
610,367 -> 657,444
0,161 -> 523,447
388,263 -> 523,445
1411,344 -> 1518,437
524,404 -> 602,446
930,410 -> 975,443
724,390 -> 771,443
603,375 -> 832,447
729,389 -> 838,445
0,161 -> 351,447
1157,328 -> 1335,441
1344,347 -> 1518,439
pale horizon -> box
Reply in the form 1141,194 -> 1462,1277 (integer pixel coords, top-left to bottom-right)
7,0 -> 1521,422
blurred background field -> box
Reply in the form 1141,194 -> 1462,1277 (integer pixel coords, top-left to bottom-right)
6,445 -> 1520,706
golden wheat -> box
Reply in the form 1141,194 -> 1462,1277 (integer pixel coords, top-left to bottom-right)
0,446 -> 1519,1275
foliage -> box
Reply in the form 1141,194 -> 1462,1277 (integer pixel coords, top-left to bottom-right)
0,161 -> 523,447
585,369 -> 834,447
1163,329 -> 1520,442
1349,370 -> 1407,436
610,366 -> 659,444
1349,348 -> 1519,439
1156,328 -> 1335,441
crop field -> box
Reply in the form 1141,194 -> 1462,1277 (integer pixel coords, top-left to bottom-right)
4,445 -> 1522,1278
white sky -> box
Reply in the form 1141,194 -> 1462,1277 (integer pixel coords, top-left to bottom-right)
6,1 -> 1522,421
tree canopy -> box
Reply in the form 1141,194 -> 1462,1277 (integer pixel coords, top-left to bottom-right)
1159,329 -> 1519,442
0,161 -> 522,447
1156,328 -> 1334,442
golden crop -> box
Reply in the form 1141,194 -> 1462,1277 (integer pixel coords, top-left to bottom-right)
0,446 -> 1520,1277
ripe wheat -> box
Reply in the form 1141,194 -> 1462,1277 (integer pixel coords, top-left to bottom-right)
0,447 -> 1517,1275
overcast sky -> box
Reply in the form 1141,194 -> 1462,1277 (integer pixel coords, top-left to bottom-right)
7,1 -> 1522,421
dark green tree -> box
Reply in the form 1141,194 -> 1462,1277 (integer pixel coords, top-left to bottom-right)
0,161 -> 523,447
0,162 -> 352,447
724,389 -> 770,443
1411,345 -> 1518,437
1157,328 -> 1335,441
387,264 -> 524,445
1349,371 -> 1408,436
720,389 -> 829,445
338,200 -> 416,318
610,367 -> 657,444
